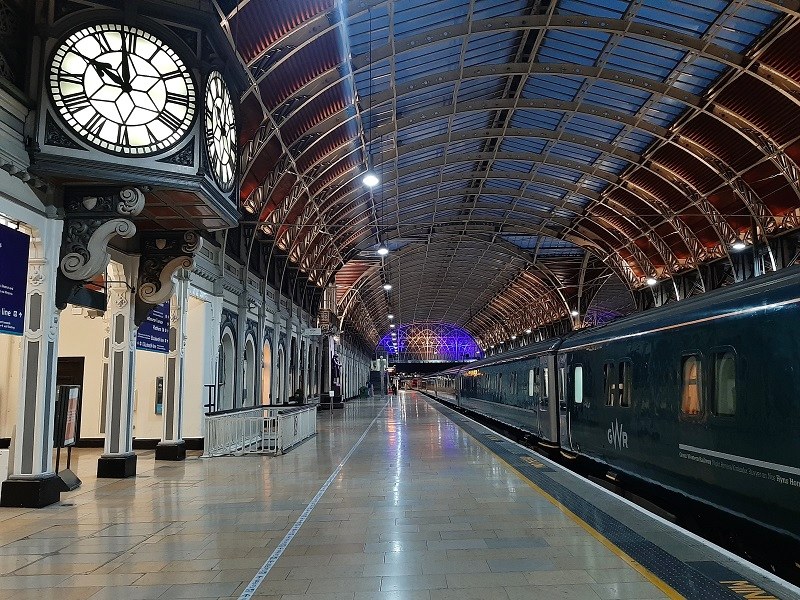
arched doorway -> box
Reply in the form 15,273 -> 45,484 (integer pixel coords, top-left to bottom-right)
218,329 -> 235,410
244,337 -> 256,406
262,341 -> 272,405
276,345 -> 285,404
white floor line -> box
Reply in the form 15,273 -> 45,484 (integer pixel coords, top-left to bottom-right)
238,399 -> 390,600
423,394 -> 800,599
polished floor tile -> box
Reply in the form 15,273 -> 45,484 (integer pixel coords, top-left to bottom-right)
0,394 -> 678,600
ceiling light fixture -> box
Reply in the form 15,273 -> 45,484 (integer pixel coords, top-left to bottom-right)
570,310 -> 579,317
388,314 -> 394,319
390,323 -> 395,328
525,328 -> 532,334
732,241 -> 746,251
511,335 -> 517,340
363,172 -> 379,187
383,283 -> 392,291
646,277 -> 658,286
377,245 -> 389,256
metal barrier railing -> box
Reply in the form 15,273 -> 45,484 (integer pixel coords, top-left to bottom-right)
202,405 -> 317,457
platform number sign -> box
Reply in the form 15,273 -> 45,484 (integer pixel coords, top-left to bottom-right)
49,24 -> 196,156
0,223 -> 29,336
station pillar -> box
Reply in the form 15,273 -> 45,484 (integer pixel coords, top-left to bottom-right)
1,218 -> 65,508
156,268 -> 189,460
97,257 -> 139,478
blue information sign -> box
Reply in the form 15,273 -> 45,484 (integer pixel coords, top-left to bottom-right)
0,223 -> 30,336
136,301 -> 170,353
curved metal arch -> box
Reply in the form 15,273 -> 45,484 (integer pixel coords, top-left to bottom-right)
374,97 -> 669,139
349,14 -> 745,71
260,67 -> 784,278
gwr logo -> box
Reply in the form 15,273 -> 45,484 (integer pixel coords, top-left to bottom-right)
607,419 -> 628,450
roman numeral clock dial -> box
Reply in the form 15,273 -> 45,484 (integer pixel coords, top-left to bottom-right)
49,24 -> 196,156
204,71 -> 236,193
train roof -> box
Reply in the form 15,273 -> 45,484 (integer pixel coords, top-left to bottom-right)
450,337 -> 563,375
562,264 -> 800,350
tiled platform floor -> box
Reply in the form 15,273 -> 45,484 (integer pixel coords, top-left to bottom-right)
0,393 -> 796,600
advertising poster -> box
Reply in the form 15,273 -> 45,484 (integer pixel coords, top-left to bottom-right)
136,301 -> 170,353
0,223 -> 30,336
63,387 -> 80,447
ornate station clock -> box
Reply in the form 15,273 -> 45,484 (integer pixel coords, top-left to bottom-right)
48,23 -> 196,156
204,71 -> 236,192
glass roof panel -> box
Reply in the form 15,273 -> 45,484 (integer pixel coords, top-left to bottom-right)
633,0 -> 724,36
604,38 -> 685,81
393,0 -> 469,38
615,130 -> 656,154
394,39 -> 463,84
464,32 -> 520,68
562,114 -> 625,143
451,111 -> 493,132
396,147 -> 443,168
641,96 -> 685,127
513,198 -> 561,214
582,80 -> 652,114
536,164 -> 583,184
672,56 -> 726,95
490,179 -> 524,192
397,116 -> 450,145
499,137 -> 548,155
473,0 -> 528,19
524,182 -> 568,201
396,83 -> 454,116
558,0 -> 629,19
347,4 -> 390,56
446,139 -> 485,154
509,109 -> 564,130
441,162 -> 476,174
546,141 -> 602,164
457,76 -> 508,102
537,30 -> 610,66
522,74 -> 583,101
594,155 -> 631,174
581,176 -> 612,193
493,160 -> 531,174
711,4 -> 780,52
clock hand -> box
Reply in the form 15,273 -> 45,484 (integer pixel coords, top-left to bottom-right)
120,31 -> 132,92
82,54 -> 126,87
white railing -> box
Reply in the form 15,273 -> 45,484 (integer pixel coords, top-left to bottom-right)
203,405 -> 317,457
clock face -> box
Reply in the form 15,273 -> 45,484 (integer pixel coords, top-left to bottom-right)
49,24 -> 196,156
204,71 -> 236,192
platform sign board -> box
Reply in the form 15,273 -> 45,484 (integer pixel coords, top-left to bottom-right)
0,223 -> 29,336
136,302 -> 170,353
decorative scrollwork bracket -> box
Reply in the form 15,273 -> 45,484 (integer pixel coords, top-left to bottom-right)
56,187 -> 145,309
135,231 -> 201,325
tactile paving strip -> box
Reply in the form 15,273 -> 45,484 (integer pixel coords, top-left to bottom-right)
426,398 -> 751,600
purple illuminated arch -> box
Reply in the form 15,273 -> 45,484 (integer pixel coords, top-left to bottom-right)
377,322 -> 483,362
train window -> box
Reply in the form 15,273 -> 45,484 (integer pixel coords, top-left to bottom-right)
604,362 -> 615,406
574,366 -> 583,404
681,355 -> 703,415
619,361 -> 632,407
528,369 -> 535,397
542,367 -> 549,398
713,352 -> 736,416
511,371 -> 517,393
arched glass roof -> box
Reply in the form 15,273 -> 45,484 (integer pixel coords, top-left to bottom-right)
219,0 -> 800,346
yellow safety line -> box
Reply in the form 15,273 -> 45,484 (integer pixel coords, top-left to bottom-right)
424,395 -> 684,598
495,454 -> 684,599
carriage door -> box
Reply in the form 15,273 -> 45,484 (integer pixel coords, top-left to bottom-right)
557,354 -> 569,448
540,355 -> 558,443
